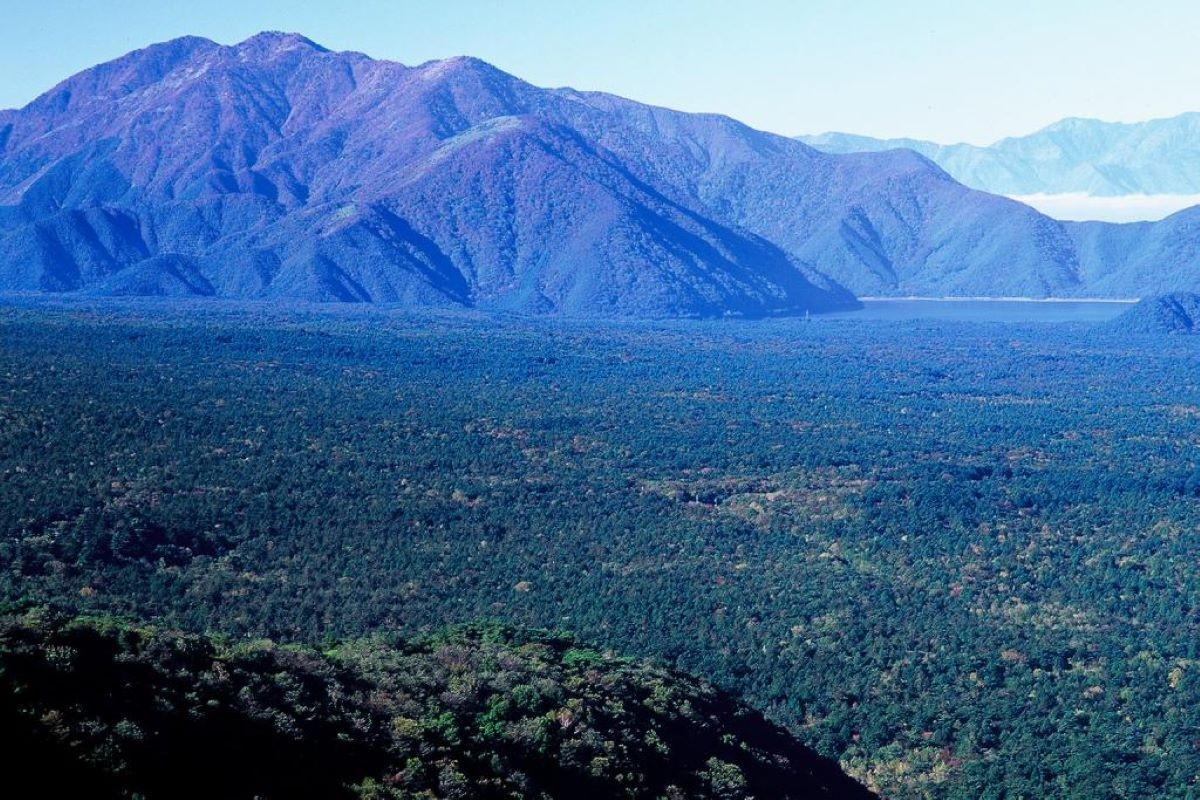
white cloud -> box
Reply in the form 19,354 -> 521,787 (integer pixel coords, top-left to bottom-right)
1009,193 -> 1200,223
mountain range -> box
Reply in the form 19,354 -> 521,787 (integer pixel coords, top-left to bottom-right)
800,114 -> 1200,197
0,33 -> 1199,311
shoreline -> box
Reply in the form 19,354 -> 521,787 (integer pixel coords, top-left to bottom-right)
856,296 -> 1139,304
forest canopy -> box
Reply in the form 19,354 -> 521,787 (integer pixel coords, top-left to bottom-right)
3,302 -> 1200,798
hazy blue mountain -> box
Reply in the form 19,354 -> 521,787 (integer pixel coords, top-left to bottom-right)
800,114 -> 1200,196
0,33 -> 1199,307
1110,292 -> 1200,333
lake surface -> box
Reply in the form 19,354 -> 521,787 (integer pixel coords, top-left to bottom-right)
819,298 -> 1135,323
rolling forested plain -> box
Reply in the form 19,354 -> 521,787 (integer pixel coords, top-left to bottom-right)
3,299 -> 1200,798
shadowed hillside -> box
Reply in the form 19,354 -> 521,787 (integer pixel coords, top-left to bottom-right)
0,611 -> 876,799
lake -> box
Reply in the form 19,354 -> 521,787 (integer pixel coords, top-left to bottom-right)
818,298 -> 1135,323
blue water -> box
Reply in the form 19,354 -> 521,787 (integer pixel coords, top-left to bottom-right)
819,299 -> 1134,323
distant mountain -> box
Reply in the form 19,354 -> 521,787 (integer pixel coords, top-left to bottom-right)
1,613 -> 878,799
800,114 -> 1200,197
1110,292 -> 1200,333
1,33 -> 1200,307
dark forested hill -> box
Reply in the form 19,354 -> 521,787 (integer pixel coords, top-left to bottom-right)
1110,292 -> 1200,333
2,32 -> 1199,309
0,611 -> 875,800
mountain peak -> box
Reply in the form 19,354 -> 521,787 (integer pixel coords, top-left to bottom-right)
415,54 -> 509,81
234,31 -> 329,56
1039,115 -> 1108,134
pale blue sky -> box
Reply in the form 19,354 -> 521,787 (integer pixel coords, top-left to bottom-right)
3,0 -> 1199,144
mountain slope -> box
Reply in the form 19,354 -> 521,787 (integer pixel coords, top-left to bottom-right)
800,114 -> 1200,197
0,33 -> 1199,305
0,612 -> 878,799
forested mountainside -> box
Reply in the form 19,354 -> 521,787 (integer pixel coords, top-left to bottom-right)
0,611 -> 875,800
2,33 -> 1200,307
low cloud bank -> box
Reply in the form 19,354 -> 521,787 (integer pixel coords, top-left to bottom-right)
1010,193 -> 1200,223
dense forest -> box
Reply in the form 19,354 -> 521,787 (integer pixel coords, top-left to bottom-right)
3,300 -> 1200,798
1,610 -> 872,798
